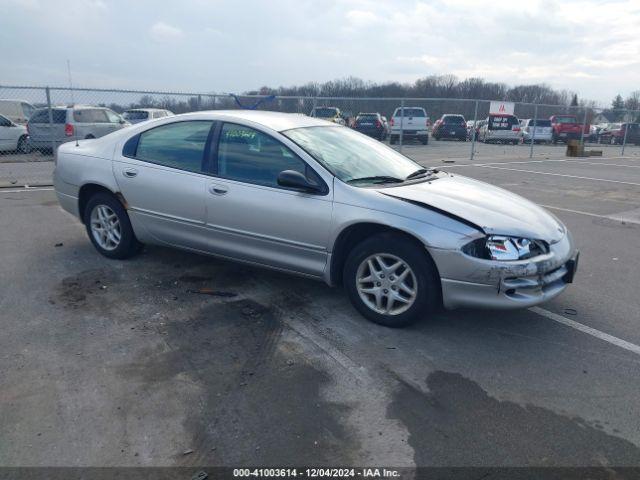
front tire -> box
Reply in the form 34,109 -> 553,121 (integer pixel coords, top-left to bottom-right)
84,192 -> 142,259
344,233 -> 440,327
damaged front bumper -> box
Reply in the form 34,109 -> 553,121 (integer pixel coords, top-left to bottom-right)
430,231 -> 578,310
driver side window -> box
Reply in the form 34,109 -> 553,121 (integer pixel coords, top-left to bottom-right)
217,123 -> 312,188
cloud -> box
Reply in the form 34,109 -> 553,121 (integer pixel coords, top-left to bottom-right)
149,21 -> 183,42
345,9 -> 379,27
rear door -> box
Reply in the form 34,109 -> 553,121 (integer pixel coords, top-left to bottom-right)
203,122 -> 333,277
488,115 -> 520,140
0,114 -> 13,149
113,120 -> 215,249
532,119 -> 552,137
27,109 -> 67,145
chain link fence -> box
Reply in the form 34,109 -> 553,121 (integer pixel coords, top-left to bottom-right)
1,85 -> 639,161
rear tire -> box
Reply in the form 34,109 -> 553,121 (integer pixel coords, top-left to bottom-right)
421,135 -> 429,145
84,192 -> 142,259
17,135 -> 31,154
344,232 -> 440,327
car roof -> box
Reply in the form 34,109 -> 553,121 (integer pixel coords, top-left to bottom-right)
161,110 -> 332,131
125,108 -> 168,112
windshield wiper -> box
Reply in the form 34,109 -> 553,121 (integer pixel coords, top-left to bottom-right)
405,168 -> 436,180
347,175 -> 404,185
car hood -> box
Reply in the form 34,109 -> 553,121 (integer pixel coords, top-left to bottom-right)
381,174 -> 565,242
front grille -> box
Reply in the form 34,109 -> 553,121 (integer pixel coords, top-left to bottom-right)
502,264 -> 568,298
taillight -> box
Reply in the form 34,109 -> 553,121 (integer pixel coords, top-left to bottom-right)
390,118 -> 394,126
427,120 -> 431,127
512,126 -> 521,132
65,123 -> 74,137
376,120 -> 381,128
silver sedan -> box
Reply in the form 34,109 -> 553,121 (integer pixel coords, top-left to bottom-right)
54,110 -> 579,327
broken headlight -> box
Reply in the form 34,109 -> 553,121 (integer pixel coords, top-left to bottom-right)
462,236 -> 549,261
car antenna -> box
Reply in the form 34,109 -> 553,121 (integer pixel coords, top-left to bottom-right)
67,59 -> 79,146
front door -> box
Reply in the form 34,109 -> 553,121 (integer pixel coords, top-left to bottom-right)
204,122 -> 333,277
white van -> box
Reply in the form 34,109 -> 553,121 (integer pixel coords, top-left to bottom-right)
0,99 -> 36,125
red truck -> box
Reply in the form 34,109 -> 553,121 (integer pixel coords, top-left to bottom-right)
550,114 -> 589,144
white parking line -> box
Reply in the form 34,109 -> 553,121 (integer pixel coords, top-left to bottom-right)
538,204 -> 640,225
0,186 -> 54,193
529,307 -> 640,356
470,165 -> 640,186
440,158 -> 640,169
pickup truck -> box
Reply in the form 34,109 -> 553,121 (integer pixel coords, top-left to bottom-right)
389,107 -> 429,145
550,114 -> 589,144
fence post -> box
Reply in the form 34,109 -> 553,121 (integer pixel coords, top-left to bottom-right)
470,100 -> 478,160
399,98 -> 405,153
45,86 -> 56,159
580,107 -> 587,144
197,94 -> 202,111
312,97 -> 317,115
529,103 -> 538,159
621,112 -> 629,156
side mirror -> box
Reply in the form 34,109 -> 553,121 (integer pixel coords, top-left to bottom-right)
277,170 -> 322,193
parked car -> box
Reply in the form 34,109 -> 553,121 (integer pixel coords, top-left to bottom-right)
478,114 -> 521,144
53,110 -> 578,327
381,116 -> 389,132
0,99 -> 36,125
520,119 -> 553,144
310,106 -> 346,125
389,107 -> 429,145
467,120 -> 485,140
598,123 -> 640,145
431,114 -> 467,141
352,112 -> 388,140
122,108 -> 174,124
550,114 -> 589,144
0,113 -> 30,153
27,105 -> 130,152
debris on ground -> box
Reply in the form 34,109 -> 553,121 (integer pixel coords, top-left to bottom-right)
564,308 -> 577,316
54,242 -> 63,247
182,448 -> 194,455
192,472 -> 208,480
187,288 -> 237,297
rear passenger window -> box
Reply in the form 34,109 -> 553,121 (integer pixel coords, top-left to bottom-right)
135,121 -> 213,173
74,109 -> 109,123
217,123 -> 309,188
29,109 -> 67,123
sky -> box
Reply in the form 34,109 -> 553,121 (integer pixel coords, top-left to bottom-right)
0,0 -> 638,105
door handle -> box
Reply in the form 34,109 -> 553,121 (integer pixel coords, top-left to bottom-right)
208,184 -> 228,195
123,168 -> 138,178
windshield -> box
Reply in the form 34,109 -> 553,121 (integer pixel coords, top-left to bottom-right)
123,110 -> 149,120
442,115 -> 465,125
283,126 -> 422,185
394,108 -> 425,117
313,108 -> 338,118
555,116 -> 577,124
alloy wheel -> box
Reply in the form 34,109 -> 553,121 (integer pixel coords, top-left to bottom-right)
356,253 -> 417,315
90,205 -> 122,251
